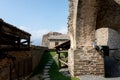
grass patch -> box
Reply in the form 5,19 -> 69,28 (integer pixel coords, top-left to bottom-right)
30,51 -> 79,80
49,51 -> 79,80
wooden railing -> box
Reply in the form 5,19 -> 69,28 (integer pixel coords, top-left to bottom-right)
57,50 -> 68,69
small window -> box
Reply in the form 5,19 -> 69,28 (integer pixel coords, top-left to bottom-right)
55,42 -> 59,46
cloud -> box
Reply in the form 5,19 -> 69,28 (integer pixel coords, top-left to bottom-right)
19,26 -> 49,45
18,26 -> 68,45
57,26 -> 68,34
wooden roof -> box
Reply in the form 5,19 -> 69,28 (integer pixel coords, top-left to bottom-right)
0,19 -> 31,51
55,40 -> 70,50
0,19 -> 31,36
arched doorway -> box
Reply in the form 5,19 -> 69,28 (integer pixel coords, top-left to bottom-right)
96,28 -> 120,77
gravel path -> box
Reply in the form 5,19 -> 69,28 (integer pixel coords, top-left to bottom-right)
80,75 -> 120,80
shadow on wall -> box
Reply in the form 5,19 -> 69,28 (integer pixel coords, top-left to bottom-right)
96,0 -> 120,30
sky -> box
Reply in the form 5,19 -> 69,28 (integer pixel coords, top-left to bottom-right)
0,0 -> 69,45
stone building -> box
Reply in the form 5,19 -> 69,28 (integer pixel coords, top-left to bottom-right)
42,32 -> 62,47
42,32 -> 69,49
68,0 -> 120,77
48,34 -> 69,49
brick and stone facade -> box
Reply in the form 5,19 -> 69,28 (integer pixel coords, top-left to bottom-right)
48,34 -> 69,49
42,32 -> 62,47
42,32 -> 69,49
68,0 -> 120,77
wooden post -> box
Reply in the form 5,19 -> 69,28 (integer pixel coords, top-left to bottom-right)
28,37 -> 30,49
23,59 -> 25,78
58,51 -> 61,69
10,64 -> 12,80
17,38 -> 21,49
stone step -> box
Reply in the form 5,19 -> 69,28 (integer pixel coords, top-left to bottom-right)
44,69 -> 49,73
43,75 -> 50,78
46,63 -> 52,66
44,72 -> 49,75
48,60 -> 54,64
45,66 -> 51,69
44,78 -> 50,80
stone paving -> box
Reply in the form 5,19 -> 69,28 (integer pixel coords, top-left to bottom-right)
43,59 -> 53,80
59,68 -> 71,77
28,55 -> 57,80
80,75 -> 120,80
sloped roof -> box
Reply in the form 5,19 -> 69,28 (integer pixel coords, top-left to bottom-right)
48,34 -> 70,40
0,19 -> 31,36
55,40 -> 70,50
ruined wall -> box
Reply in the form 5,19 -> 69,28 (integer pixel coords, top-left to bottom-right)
0,47 -> 48,80
68,0 -> 104,77
68,0 -> 120,77
68,0 -> 78,76
42,32 -> 62,47
96,0 -> 120,30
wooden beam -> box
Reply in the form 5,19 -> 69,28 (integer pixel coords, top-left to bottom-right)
58,50 -> 68,53
2,32 -> 19,38
21,40 -> 28,44
59,59 -> 68,66
0,20 -> 31,51
0,45 -> 13,49
58,52 -> 61,69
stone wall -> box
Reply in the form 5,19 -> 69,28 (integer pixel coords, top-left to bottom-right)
0,46 -> 48,80
0,66 -> 10,80
68,0 -> 120,77
96,28 -> 120,53
68,0 -> 104,77
96,0 -> 120,30
68,27 -> 120,77
31,46 -> 48,70
42,32 -> 62,47
68,47 -> 104,77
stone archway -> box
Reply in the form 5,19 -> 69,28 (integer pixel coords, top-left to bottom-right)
68,0 -> 120,77
95,28 -> 120,77
96,0 -> 120,77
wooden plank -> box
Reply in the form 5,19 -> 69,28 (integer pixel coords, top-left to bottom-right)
58,50 -> 68,53
21,41 -> 28,44
0,45 -> 13,48
2,21 -> 31,36
59,59 -> 68,66
58,52 -> 61,69
2,32 -> 19,38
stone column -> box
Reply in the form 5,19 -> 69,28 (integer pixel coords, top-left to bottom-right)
68,0 -> 104,77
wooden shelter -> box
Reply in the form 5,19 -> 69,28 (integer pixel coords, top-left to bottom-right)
55,40 -> 70,68
0,19 -> 31,51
